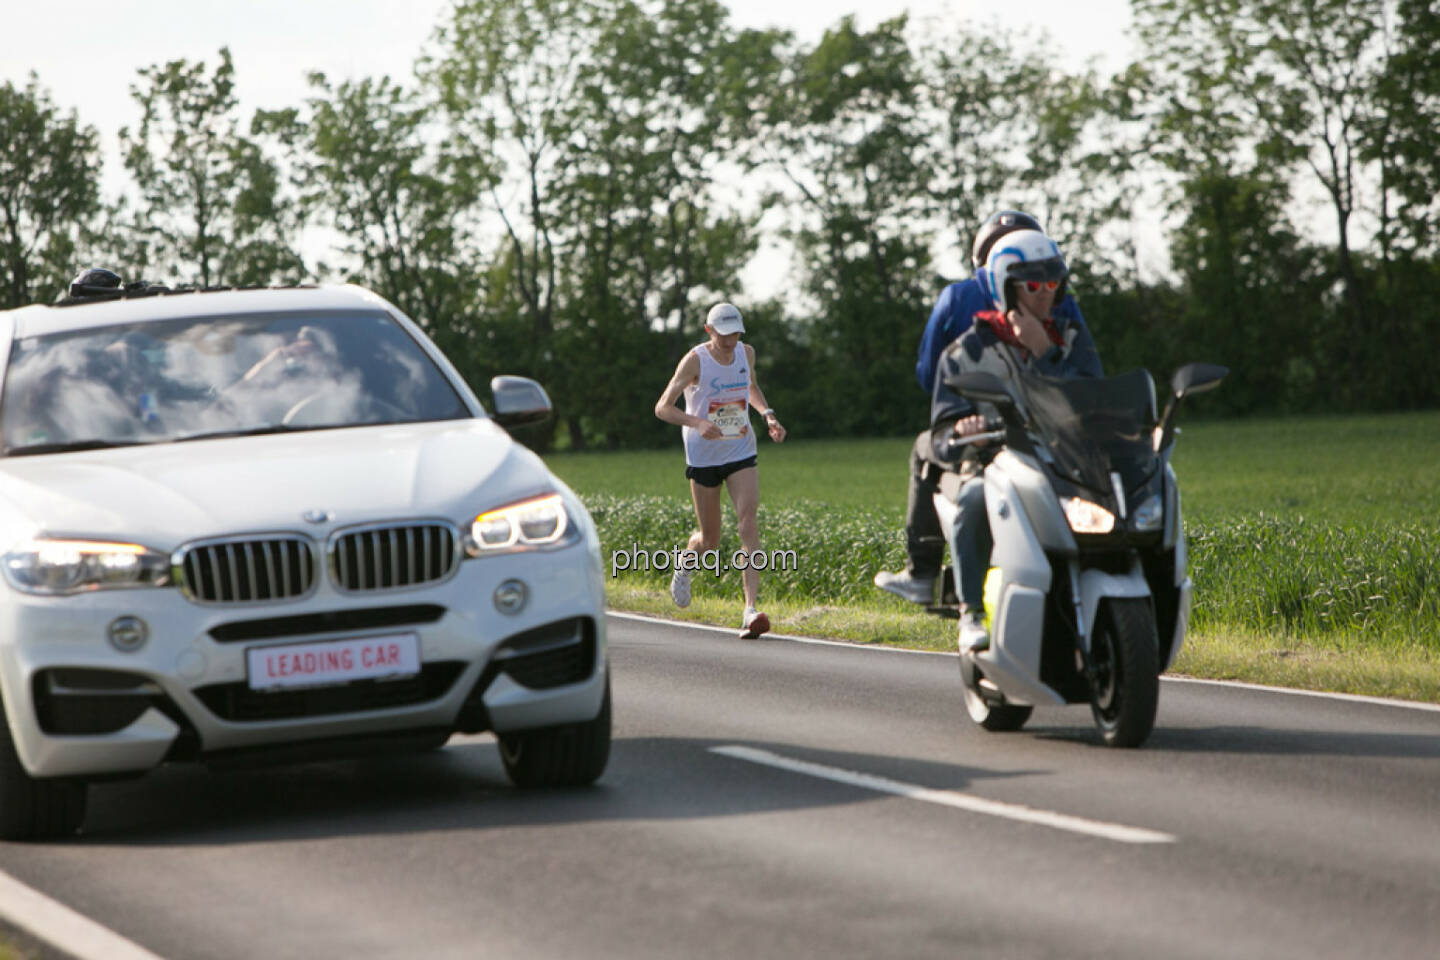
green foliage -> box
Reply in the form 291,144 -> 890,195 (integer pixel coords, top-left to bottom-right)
0,76 -> 101,307
1126,0 -> 1440,412
7,3 -> 1440,430
553,411 -> 1440,652
423,0 -> 765,450
261,74 -> 484,359
1188,516 -> 1440,643
117,48 -> 303,288
1367,0 -> 1440,258
587,492 -> 904,603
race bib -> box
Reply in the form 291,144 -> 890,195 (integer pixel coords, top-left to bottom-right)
708,399 -> 749,438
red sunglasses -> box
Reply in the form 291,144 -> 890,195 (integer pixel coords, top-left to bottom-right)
1024,280 -> 1060,293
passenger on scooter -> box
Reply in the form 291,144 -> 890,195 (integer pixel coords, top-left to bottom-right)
874,212 -> 1097,604
929,228 -> 1103,651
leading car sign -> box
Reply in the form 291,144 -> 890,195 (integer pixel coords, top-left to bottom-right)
246,633 -> 421,690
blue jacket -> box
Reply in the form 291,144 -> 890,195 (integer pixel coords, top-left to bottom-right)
915,276 -> 1090,394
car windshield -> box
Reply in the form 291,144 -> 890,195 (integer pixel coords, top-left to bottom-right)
0,309 -> 471,456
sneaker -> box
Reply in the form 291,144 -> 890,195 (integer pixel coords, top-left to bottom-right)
739,606 -> 771,639
873,568 -> 936,605
670,557 -> 694,608
958,609 -> 990,653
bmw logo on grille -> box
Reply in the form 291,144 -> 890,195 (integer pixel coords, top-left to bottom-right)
303,509 -> 333,524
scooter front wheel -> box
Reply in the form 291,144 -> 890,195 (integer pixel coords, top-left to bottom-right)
959,656 -> 1033,732
1088,597 -> 1160,748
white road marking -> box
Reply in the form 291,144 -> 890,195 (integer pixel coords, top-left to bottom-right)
610,611 -> 1440,711
0,868 -> 167,960
711,745 -> 1177,845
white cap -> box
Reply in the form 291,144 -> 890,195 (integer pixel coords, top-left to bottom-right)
705,302 -> 745,335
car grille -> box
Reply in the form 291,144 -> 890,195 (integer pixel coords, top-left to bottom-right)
208,604 -> 447,643
330,522 -> 460,592
178,536 -> 316,603
192,661 -> 467,722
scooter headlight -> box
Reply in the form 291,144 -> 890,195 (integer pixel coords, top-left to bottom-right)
1062,497 -> 1115,535
1131,495 -> 1164,532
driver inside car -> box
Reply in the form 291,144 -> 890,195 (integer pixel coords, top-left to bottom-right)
238,324 -> 343,387
224,323 -> 360,425
929,228 -> 1103,653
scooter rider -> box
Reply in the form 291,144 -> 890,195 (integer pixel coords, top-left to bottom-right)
875,212 -> 1097,604
930,228 -> 1103,651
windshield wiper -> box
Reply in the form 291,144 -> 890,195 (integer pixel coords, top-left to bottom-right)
3,438 -> 146,457
172,424 -> 311,443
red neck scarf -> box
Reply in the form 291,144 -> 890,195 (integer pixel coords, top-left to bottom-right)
976,309 -> 1064,355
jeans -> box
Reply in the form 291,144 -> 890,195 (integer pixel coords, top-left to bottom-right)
947,475 -> 992,609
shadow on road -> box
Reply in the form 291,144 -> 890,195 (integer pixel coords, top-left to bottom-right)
60,736 -> 1042,847
1140,723 -> 1440,757
1021,716 -> 1440,757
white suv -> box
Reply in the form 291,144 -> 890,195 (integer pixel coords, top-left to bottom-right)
0,279 -> 609,839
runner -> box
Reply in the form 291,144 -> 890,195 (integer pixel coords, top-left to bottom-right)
654,302 -> 787,638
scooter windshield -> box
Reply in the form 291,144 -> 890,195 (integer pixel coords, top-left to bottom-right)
1017,368 -> 1158,495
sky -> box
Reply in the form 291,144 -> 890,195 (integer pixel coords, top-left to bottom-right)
2,0 -> 1140,291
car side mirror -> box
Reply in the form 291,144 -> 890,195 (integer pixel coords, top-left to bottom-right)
490,376 -> 552,428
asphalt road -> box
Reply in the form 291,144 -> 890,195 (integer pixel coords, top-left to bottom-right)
2,613 -> 1438,960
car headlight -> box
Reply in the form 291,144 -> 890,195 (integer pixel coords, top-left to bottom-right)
3,539 -> 173,595
1062,497 -> 1115,535
1131,494 -> 1164,532
467,494 -> 577,556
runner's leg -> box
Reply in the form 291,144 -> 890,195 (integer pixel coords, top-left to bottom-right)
688,479 -> 724,555
725,466 -> 761,610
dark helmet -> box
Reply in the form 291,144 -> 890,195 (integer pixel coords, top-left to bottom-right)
68,268 -> 124,300
970,210 -> 1044,271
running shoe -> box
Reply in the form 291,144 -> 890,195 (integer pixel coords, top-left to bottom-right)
739,606 -> 771,639
670,560 -> 693,608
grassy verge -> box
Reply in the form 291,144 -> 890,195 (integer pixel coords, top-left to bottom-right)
550,410 -> 1440,704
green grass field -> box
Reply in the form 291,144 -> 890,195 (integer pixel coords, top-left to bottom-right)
544,410 -> 1440,703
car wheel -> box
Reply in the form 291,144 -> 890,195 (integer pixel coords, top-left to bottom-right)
498,673 -> 611,788
0,695 -> 86,841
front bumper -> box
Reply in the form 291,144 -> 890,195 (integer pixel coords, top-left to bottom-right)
0,542 -> 607,779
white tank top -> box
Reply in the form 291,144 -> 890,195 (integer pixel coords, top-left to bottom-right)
682,342 -> 758,467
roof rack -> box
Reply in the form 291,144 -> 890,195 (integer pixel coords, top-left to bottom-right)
53,268 -> 317,307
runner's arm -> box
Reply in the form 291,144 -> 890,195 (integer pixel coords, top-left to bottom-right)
746,345 -> 786,442
655,351 -> 706,429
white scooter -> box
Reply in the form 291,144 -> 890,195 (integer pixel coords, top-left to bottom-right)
932,363 -> 1226,747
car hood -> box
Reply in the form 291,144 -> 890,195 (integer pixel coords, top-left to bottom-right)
0,419 -> 552,548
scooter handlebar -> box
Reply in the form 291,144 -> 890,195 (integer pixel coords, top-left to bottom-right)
948,429 -> 1006,448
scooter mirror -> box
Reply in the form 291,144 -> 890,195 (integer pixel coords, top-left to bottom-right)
945,370 -> 1015,407
1170,363 -> 1229,399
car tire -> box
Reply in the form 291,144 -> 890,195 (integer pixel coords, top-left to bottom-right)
0,695 -> 86,841
498,673 -> 611,788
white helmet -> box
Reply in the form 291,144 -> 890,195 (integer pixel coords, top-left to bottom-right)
981,228 -> 1068,313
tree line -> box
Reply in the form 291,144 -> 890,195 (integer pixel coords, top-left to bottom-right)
2,0 -> 1436,449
